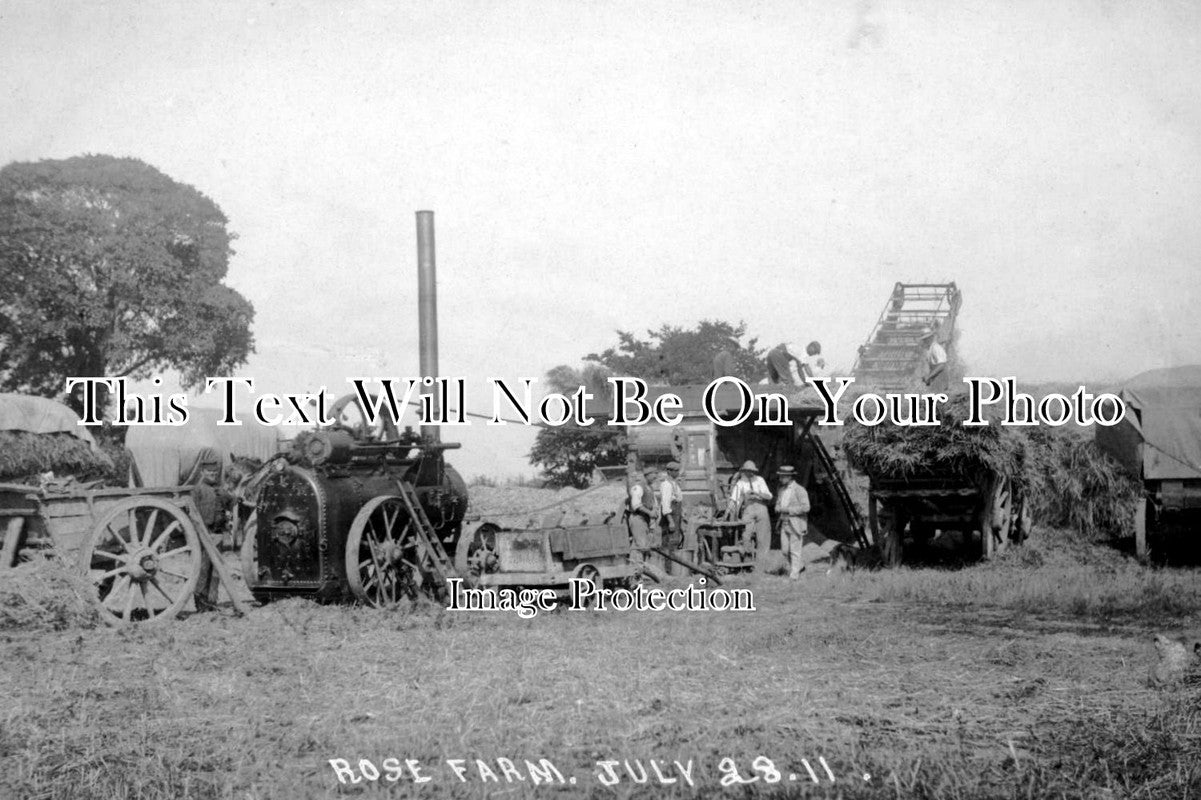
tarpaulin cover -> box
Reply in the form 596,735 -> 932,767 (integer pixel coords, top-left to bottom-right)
1095,366 -> 1201,481
0,393 -> 97,449
125,407 -> 282,487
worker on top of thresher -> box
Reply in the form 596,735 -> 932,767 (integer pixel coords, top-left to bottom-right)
659,461 -> 684,548
775,465 -> 811,579
921,329 -> 948,392
766,342 -> 805,385
625,463 -> 659,567
726,460 -> 772,563
801,341 -> 826,378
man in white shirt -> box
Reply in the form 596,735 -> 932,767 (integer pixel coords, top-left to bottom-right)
659,461 -> 683,547
774,465 -> 811,579
726,460 -> 772,561
800,341 -> 826,379
626,464 -> 658,566
921,330 -> 948,392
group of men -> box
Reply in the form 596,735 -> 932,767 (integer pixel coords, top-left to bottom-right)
624,460 -> 684,567
725,459 -> 810,579
626,457 -> 812,580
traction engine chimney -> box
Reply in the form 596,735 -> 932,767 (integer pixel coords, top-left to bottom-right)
416,210 -> 440,443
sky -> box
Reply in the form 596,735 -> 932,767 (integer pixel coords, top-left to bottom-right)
2,0 -> 1199,479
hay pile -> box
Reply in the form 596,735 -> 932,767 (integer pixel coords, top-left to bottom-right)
0,431 -> 114,483
0,558 -> 99,630
843,394 -> 1027,484
843,394 -> 1141,542
1023,428 -> 1141,542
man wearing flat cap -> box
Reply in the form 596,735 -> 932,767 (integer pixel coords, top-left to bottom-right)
726,460 -> 772,562
775,465 -> 811,579
659,461 -> 684,547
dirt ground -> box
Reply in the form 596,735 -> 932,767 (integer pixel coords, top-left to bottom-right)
1,488 -> 1199,799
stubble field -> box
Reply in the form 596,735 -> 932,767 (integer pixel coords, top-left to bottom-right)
1,485 -> 1199,800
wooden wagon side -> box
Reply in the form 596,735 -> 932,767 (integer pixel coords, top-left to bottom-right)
0,483 -> 247,625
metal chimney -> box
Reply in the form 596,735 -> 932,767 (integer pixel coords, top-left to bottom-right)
416,210 -> 440,442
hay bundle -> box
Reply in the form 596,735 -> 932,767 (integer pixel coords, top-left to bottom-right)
1023,428 -> 1140,542
842,394 -> 1027,484
0,431 -> 116,483
0,558 -> 99,630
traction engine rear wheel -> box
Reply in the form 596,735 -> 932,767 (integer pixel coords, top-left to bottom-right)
345,496 -> 437,607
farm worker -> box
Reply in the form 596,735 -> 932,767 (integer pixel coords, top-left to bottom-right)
191,451 -> 229,535
766,342 -> 805,385
801,341 -> 826,379
921,329 -> 948,392
660,461 -> 684,547
775,465 -> 811,579
727,460 -> 772,560
625,464 -> 658,567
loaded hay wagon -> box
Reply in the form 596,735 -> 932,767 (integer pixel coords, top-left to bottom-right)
843,396 -> 1034,566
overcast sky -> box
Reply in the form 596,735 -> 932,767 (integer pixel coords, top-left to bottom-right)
2,0 -> 1199,478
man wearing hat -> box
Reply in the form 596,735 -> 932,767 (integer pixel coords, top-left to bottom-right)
921,328 -> 948,392
726,460 -> 773,561
775,465 -> 811,579
659,461 -> 684,547
625,462 -> 659,567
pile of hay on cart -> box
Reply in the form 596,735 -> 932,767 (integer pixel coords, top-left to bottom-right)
843,393 -> 1139,542
0,393 -> 113,484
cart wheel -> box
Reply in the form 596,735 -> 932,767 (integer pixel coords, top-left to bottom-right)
875,500 -> 902,567
454,522 -> 499,579
575,564 -> 603,608
1134,496 -> 1148,561
345,496 -> 436,607
80,497 -> 202,625
1013,496 -> 1034,543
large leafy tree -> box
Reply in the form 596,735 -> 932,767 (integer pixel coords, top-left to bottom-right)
0,155 -> 254,397
531,320 -> 766,487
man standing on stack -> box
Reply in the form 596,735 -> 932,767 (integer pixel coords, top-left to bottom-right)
726,460 -> 772,563
921,329 -> 949,392
775,465 -> 811,579
766,342 -> 805,385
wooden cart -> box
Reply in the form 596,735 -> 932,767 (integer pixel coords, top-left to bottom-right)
867,472 -> 1031,566
0,482 -> 248,625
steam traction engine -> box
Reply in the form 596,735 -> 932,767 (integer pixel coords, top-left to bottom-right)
242,411 -> 468,607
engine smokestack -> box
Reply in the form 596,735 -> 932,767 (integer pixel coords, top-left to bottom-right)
416,210 -> 439,442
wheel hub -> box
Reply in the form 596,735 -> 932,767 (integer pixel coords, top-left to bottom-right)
125,549 -> 158,581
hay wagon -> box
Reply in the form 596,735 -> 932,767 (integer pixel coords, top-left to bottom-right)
0,481 -> 246,625
866,471 -> 1032,565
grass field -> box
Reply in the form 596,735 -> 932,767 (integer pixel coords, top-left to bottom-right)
2,531 -> 1199,800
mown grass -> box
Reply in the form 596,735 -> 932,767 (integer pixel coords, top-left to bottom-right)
1,534 -> 1199,800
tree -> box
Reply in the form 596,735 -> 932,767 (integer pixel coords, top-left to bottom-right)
530,320 -> 766,487
587,319 -> 766,384
0,155 -> 254,397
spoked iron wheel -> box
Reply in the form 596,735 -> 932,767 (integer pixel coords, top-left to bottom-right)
345,496 -> 438,607
978,478 -> 1013,561
80,497 -> 203,625
454,522 -> 500,580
